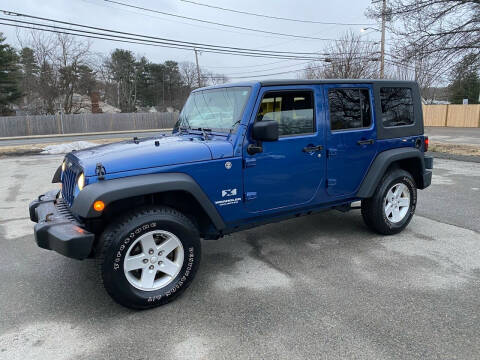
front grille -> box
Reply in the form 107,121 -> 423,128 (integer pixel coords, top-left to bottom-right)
56,198 -> 80,223
61,160 -> 82,206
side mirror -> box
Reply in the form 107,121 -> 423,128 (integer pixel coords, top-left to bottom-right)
252,120 -> 279,142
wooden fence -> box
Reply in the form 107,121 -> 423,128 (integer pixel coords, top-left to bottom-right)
0,112 -> 179,137
1,106 -> 478,137
423,104 -> 480,127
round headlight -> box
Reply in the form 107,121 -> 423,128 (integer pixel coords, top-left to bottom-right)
77,173 -> 85,191
61,161 -> 66,172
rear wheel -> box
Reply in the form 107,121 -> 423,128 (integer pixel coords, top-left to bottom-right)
361,169 -> 417,235
97,206 -> 201,309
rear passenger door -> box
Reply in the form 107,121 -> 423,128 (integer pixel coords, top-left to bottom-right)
324,84 -> 378,197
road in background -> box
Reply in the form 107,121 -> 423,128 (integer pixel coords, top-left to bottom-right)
1,127 -> 479,147
0,156 -> 479,360
416,158 -> 480,232
425,127 -> 480,145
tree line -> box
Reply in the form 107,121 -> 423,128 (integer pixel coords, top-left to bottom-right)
0,31 -> 228,116
1,0 -> 479,117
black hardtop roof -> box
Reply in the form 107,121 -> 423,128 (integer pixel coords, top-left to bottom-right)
259,79 -> 418,87
196,79 -> 419,92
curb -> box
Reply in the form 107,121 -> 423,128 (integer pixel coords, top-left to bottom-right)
0,128 -> 173,141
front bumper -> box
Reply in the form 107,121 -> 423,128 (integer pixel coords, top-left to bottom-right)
29,190 -> 94,260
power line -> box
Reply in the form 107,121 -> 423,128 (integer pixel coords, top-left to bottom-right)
203,59 -> 294,70
223,52 -> 380,76
102,0 -> 376,43
227,68 -> 307,79
223,61 -> 313,76
383,58 -> 451,82
83,0 -> 298,41
0,20 -> 320,60
0,11 -> 317,56
180,0 -> 374,26
2,11 -> 376,60
0,11 -> 327,60
225,57 -> 381,79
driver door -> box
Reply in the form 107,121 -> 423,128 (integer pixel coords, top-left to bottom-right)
242,86 -> 325,213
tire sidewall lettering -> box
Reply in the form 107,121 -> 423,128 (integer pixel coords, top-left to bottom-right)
113,222 -> 157,271
108,218 -> 196,305
148,246 -> 195,303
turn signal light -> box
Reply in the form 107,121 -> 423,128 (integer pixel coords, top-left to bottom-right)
93,200 -> 105,212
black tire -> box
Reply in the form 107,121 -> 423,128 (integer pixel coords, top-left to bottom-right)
97,206 -> 201,309
361,168 -> 417,235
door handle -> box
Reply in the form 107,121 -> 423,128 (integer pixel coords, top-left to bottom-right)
303,145 -> 323,152
357,139 -> 375,145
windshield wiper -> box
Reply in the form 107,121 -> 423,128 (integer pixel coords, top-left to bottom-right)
196,127 -> 212,140
178,115 -> 192,134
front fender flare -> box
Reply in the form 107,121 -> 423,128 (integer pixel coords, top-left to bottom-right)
71,173 -> 226,230
356,147 -> 426,198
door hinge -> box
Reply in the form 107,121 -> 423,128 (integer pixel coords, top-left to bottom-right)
327,148 -> 337,157
243,158 -> 256,168
327,179 -> 337,187
245,192 -> 257,201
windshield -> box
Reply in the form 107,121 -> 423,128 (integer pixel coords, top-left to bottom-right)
176,86 -> 251,132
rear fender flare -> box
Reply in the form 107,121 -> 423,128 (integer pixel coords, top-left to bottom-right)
357,148 -> 425,198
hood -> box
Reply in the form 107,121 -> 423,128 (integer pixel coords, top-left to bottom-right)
70,135 -> 234,176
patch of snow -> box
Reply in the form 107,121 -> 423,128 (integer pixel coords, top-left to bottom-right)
100,102 -> 121,113
41,141 -> 97,155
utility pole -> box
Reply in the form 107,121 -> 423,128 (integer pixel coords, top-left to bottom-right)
380,0 -> 386,79
194,48 -> 201,87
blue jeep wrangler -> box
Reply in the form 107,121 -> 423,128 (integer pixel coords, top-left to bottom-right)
30,80 -> 433,309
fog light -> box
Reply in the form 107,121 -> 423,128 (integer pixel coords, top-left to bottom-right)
93,200 -> 105,212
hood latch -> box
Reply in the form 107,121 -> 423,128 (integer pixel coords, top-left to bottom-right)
95,163 -> 106,180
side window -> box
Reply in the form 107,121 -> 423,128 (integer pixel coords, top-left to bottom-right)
257,91 -> 315,136
380,87 -> 414,127
328,88 -> 371,131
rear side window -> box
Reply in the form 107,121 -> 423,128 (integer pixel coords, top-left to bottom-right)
328,89 -> 371,131
257,91 -> 315,136
380,87 -> 414,127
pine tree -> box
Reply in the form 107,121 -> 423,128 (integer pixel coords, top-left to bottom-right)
0,34 -> 22,115
448,54 -> 480,104
19,47 -> 39,110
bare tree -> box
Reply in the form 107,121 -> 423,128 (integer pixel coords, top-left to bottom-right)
17,30 -> 93,114
179,62 -> 198,89
54,34 -> 92,114
17,30 -> 58,113
303,31 -> 379,79
180,62 -> 229,88
203,71 -> 229,86
386,43 -> 451,96
367,0 -> 480,74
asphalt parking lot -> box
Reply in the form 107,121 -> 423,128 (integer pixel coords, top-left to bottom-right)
0,155 -> 479,360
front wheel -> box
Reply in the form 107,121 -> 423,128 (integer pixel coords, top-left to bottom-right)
97,206 -> 201,309
361,169 -> 417,235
